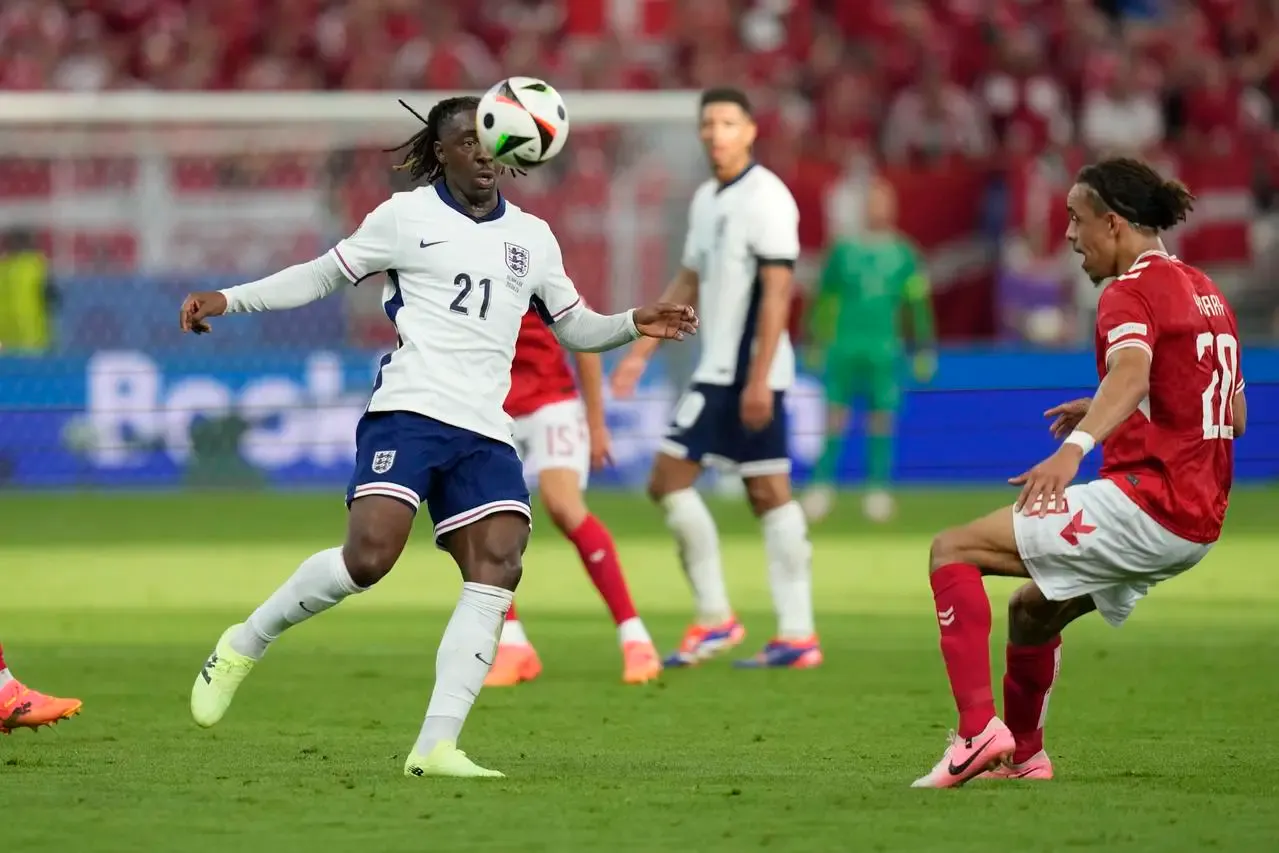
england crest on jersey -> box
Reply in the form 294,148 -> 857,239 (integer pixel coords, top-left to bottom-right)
505,242 -> 530,278
371,449 -> 396,474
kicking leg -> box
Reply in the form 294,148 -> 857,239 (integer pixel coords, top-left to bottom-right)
913,506 -> 1029,788
540,467 -> 659,684
190,495 -> 411,728
406,512 -> 527,779
983,585 -> 1095,781
736,473 -> 820,669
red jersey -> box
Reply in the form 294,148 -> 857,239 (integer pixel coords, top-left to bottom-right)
505,308 -> 578,418
1094,250 -> 1243,544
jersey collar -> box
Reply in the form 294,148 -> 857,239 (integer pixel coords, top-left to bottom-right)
434,180 -> 506,222
1133,248 -> 1174,265
716,160 -> 756,193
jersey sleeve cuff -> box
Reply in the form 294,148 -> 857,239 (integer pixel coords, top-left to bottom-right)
549,297 -> 582,323
756,256 -> 796,269
330,246 -> 360,283
1104,338 -> 1152,365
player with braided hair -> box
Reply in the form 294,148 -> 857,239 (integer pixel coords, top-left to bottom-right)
911,157 -> 1246,788
178,95 -> 697,779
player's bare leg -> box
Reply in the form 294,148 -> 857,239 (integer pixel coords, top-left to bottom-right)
190,495 -> 410,728
862,410 -> 896,523
648,453 -> 744,666
405,512 -> 527,779
734,473 -> 820,669
913,506 -> 1029,788
0,644 -> 81,734
801,402 -> 849,524
979,585 -> 1094,782
489,468 -> 658,686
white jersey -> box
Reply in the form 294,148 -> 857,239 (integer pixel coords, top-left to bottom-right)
330,182 -> 587,446
681,163 -> 799,391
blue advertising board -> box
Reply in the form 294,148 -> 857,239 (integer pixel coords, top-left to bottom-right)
1,345 -> 1275,490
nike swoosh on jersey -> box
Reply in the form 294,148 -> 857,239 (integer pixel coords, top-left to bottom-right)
948,735 -> 996,776
420,240 -> 447,249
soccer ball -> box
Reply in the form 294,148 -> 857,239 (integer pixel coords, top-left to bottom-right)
476,76 -> 570,169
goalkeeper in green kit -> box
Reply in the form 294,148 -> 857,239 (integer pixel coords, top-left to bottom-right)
800,178 -> 936,524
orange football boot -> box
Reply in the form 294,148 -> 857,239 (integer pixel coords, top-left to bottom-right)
482,643 -> 542,687
0,679 -> 82,733
621,641 -> 662,684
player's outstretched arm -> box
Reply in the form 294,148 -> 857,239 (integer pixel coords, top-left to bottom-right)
179,255 -> 347,334
549,301 -> 697,353
618,267 -> 700,365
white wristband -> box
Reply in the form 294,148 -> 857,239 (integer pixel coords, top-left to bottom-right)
1063,430 -> 1096,456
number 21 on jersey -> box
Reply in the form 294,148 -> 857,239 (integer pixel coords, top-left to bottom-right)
1197,332 -> 1238,440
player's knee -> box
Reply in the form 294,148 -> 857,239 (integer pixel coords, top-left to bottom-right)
928,527 -> 965,573
647,454 -> 699,504
471,549 -> 524,591
341,534 -> 402,587
543,493 -> 586,534
1007,591 -> 1054,646
745,475 -> 791,516
646,468 -> 676,504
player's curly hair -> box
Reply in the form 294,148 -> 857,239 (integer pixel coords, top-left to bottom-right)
1076,157 -> 1196,233
386,96 -> 481,185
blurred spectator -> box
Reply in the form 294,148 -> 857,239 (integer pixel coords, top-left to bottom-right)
996,229 -> 1078,346
980,27 -> 1072,157
1178,55 -> 1246,156
882,59 -> 991,166
1080,51 -> 1165,155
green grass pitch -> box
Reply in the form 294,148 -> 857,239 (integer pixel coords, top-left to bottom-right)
3,488 -> 1278,852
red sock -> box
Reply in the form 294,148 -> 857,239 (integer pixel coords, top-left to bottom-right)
1004,636 -> 1062,763
930,563 -> 996,738
568,514 -> 638,625
506,602 -> 520,622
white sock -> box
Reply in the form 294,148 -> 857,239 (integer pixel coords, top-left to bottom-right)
762,501 -> 815,639
499,618 -> 529,646
414,582 -> 513,756
0,668 -> 12,688
230,547 -> 364,660
617,617 -> 651,646
661,488 -> 731,625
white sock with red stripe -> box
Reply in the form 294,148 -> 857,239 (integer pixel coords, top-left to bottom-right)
231,547 -> 365,660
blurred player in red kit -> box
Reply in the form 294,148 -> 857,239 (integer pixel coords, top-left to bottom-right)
912,158 -> 1247,788
0,642 -> 81,733
486,308 -> 662,686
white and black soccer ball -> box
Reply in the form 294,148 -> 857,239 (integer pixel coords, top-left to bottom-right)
476,76 -> 570,169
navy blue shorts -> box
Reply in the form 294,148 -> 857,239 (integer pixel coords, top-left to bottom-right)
658,383 -> 792,478
346,411 -> 531,546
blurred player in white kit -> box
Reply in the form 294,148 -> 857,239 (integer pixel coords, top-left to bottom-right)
613,87 -> 820,670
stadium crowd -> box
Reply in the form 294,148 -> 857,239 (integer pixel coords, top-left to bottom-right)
3,0 -> 1279,341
